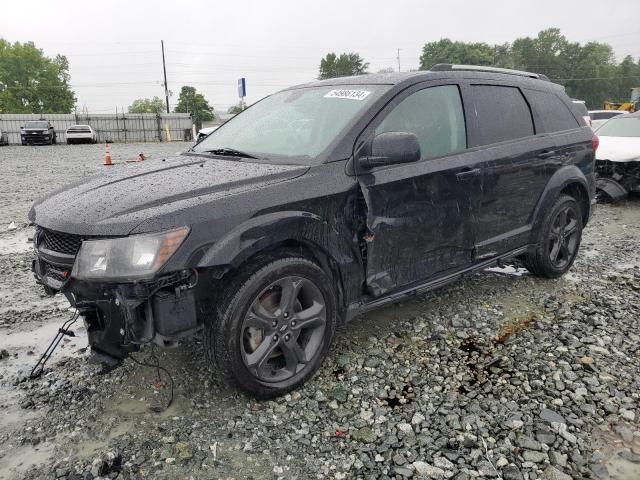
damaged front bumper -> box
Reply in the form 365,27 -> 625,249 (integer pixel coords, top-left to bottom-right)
596,159 -> 640,202
32,249 -> 200,365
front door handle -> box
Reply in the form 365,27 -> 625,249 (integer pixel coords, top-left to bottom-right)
456,167 -> 481,180
537,150 -> 556,159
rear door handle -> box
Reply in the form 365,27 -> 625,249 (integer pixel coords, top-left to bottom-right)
537,150 -> 556,159
456,168 -> 481,179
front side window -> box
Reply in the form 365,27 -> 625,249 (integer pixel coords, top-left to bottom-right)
193,85 -> 387,164
375,85 -> 466,158
468,85 -> 535,146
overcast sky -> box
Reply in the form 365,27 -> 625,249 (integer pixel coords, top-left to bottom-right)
2,0 -> 639,113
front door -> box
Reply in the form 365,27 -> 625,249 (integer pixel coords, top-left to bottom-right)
356,83 -> 482,297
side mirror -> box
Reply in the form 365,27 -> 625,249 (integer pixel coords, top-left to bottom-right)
358,132 -> 421,170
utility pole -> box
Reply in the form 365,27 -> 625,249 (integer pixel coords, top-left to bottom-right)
397,48 -> 401,72
161,40 -> 170,113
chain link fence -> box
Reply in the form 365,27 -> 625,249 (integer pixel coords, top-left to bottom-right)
0,113 -> 193,145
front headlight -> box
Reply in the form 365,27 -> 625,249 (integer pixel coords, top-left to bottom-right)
71,227 -> 189,281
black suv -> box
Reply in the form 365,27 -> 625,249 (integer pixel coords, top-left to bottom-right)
21,120 -> 57,145
30,65 -> 597,397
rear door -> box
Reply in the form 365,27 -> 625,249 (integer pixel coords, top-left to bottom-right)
462,83 -> 553,257
523,88 -> 589,193
356,82 -> 483,296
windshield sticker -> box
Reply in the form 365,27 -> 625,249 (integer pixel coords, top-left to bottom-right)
324,89 -> 371,100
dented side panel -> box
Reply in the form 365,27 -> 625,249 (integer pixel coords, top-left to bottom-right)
176,160 -> 366,313
356,152 -> 483,297
472,138 -> 554,256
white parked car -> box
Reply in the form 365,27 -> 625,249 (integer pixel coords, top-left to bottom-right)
196,126 -> 219,144
65,125 -> 97,144
595,112 -> 640,202
589,109 -> 629,130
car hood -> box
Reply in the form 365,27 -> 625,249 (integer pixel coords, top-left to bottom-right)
30,154 -> 308,236
596,136 -> 640,163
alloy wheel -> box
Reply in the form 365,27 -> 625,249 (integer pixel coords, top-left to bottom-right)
240,276 -> 326,382
548,204 -> 579,269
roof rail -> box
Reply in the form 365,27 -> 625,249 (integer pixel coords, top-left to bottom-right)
430,64 -> 550,81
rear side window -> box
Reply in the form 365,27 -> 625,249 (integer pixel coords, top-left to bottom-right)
375,85 -> 466,158
467,85 -> 534,146
525,90 -> 580,133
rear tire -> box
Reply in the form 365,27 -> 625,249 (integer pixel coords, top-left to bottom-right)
205,256 -> 337,398
525,194 -> 583,278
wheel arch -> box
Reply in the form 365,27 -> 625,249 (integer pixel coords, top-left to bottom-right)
559,182 -> 590,225
529,165 -> 591,242
195,211 -> 358,321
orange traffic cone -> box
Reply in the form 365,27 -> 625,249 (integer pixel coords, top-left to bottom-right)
103,143 -> 113,166
138,153 -> 146,162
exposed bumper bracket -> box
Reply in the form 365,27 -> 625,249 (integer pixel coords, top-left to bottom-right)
596,176 -> 628,203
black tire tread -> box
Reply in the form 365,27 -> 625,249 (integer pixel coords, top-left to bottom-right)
525,194 -> 582,278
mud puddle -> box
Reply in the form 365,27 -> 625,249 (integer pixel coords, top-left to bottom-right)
0,441 -> 57,477
592,420 -> 640,479
1,314 -> 87,371
0,316 -> 88,479
0,227 -> 33,255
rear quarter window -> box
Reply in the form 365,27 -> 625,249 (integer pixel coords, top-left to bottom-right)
571,102 -> 589,117
466,85 -> 534,147
525,90 -> 580,133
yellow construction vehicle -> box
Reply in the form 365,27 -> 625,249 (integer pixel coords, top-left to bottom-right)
604,86 -> 640,112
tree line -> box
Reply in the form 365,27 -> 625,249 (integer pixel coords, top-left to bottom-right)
318,28 -> 640,109
127,88 -> 215,130
0,40 -> 75,113
2,29 -> 639,115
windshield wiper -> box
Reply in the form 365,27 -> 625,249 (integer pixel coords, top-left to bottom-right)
201,148 -> 258,159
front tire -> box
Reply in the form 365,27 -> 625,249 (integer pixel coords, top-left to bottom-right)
206,257 -> 337,398
525,194 -> 583,278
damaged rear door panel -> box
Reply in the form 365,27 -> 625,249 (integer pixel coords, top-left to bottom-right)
353,83 -> 483,296
465,84 -> 555,257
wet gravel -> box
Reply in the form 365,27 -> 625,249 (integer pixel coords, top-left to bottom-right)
1,143 -> 639,479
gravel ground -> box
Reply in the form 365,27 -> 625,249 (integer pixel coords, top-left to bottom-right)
0,143 -> 639,480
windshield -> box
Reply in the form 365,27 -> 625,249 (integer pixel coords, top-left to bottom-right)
596,117 -> 640,137
25,121 -> 49,129
193,85 -> 386,164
